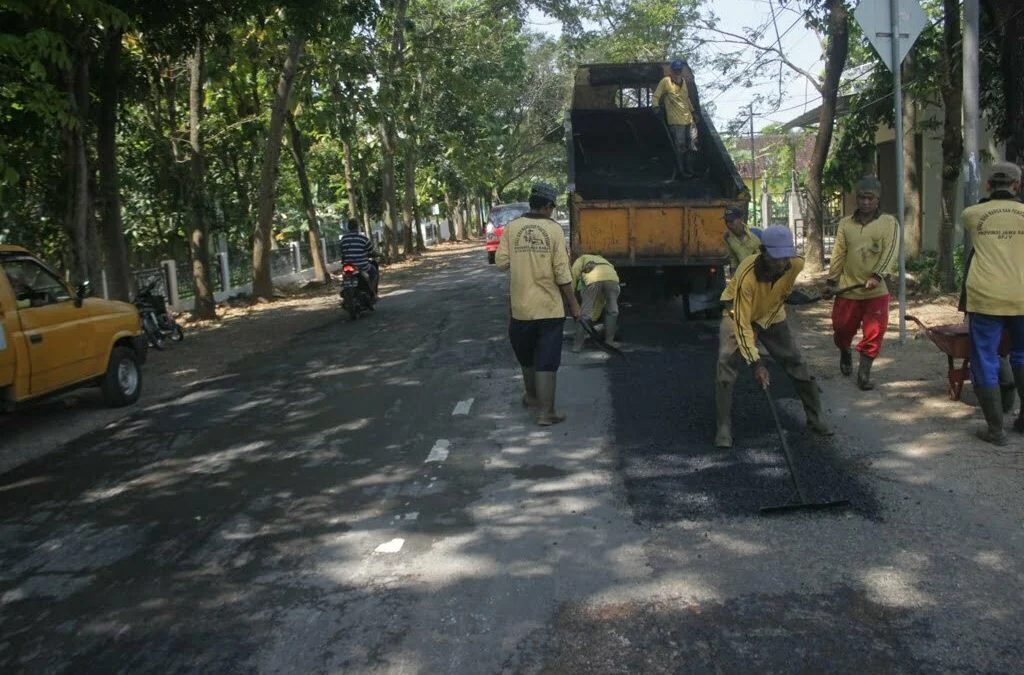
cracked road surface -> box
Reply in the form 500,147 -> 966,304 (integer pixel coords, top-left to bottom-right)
2,248 -> 1023,674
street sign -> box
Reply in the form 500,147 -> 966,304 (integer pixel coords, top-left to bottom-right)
854,0 -> 928,72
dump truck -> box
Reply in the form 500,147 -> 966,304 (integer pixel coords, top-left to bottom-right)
566,62 -> 750,316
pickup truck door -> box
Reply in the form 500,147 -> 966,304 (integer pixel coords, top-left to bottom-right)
0,257 -> 92,396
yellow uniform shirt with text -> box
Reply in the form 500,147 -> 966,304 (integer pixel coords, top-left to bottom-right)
496,215 -> 572,321
721,255 -> 804,365
652,77 -> 694,126
827,213 -> 899,300
571,254 -> 619,288
963,198 -> 1024,316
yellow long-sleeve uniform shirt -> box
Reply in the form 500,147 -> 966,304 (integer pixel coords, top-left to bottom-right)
652,76 -> 694,126
721,254 -> 804,365
570,254 -> 619,288
496,214 -> 573,320
724,226 -> 761,271
827,212 -> 899,300
963,197 -> 1024,315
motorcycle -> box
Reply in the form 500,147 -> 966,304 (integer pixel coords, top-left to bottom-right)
133,280 -> 184,350
339,260 -> 379,320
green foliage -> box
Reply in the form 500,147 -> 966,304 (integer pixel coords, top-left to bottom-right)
905,245 -> 966,293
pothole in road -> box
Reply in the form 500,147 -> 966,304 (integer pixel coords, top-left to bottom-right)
511,464 -> 568,480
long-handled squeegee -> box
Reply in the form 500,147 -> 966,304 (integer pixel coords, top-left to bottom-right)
759,388 -> 850,516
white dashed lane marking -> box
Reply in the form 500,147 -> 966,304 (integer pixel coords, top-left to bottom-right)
374,538 -> 405,554
425,439 -> 450,463
452,398 -> 474,416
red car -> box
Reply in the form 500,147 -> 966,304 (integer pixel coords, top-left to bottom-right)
485,202 -> 530,264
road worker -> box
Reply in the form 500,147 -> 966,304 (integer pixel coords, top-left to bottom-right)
723,205 -> 763,275
570,253 -> 620,352
715,225 -> 833,448
653,59 -> 699,177
824,175 -> 899,391
960,162 -> 1024,445
496,182 -> 583,426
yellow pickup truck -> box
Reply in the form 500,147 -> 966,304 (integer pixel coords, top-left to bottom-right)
0,246 -> 147,410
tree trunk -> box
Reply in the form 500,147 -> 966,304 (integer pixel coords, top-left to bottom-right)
68,54 -> 91,285
86,173 -> 104,295
252,35 -> 304,300
414,202 -> 426,252
378,120 -> 402,260
804,0 -> 850,272
403,144 -> 417,255
97,27 -> 133,302
984,0 -> 1024,168
287,111 -> 329,283
444,191 -> 459,241
938,0 -> 964,291
342,139 -> 359,220
189,38 -> 217,319
902,54 -> 923,260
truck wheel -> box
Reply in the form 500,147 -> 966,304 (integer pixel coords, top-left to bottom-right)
101,346 -> 143,407
488,251 -> 496,265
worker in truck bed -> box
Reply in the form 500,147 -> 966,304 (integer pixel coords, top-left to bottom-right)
714,225 -> 834,448
653,59 -> 699,178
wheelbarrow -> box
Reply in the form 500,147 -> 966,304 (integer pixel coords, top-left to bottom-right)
906,315 -> 1010,401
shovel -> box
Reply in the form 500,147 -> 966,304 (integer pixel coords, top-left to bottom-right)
785,283 -> 865,306
578,318 -> 627,359
759,387 -> 850,516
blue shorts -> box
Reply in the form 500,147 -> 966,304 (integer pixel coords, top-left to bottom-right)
509,318 -> 564,372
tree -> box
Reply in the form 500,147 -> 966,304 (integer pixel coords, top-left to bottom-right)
982,0 -> 1024,167
285,110 -> 329,283
701,0 -> 851,272
937,0 -> 962,290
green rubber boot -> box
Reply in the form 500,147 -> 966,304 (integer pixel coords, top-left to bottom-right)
795,378 -> 834,436
714,383 -> 733,448
571,323 -> 586,353
857,354 -> 876,391
521,367 -> 539,411
604,313 -> 620,347
535,371 -> 566,426
975,386 -> 1008,446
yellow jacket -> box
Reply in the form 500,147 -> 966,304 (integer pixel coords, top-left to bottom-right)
652,76 -> 694,126
827,212 -> 899,300
963,197 -> 1024,315
724,226 -> 762,271
571,254 -> 619,321
721,254 -> 804,365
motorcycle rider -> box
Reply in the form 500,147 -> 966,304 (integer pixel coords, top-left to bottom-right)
340,218 -> 379,300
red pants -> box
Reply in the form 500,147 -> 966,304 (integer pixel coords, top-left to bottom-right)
832,295 -> 890,359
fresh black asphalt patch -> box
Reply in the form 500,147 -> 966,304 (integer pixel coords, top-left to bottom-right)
608,313 -> 880,523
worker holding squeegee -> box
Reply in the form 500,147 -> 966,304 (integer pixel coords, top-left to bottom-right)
824,175 -> 900,391
714,225 -> 834,448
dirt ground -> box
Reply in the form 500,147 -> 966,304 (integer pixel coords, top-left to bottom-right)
788,271 -> 1024,521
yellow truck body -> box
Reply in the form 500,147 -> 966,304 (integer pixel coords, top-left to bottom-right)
567,62 -> 750,313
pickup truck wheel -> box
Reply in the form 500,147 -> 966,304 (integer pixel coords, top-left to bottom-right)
101,347 -> 143,407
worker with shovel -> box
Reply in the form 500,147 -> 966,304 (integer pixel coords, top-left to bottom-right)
723,205 -> 763,275
714,225 -> 834,448
570,253 -> 621,352
824,175 -> 899,391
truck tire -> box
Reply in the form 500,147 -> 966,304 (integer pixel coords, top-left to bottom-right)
101,346 -> 143,407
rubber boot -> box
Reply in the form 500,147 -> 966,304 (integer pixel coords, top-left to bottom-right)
975,386 -> 1008,446
535,371 -> 566,426
795,378 -> 834,436
857,354 -> 875,391
604,313 -> 620,347
714,383 -> 733,448
999,357 -> 1016,414
839,348 -> 853,377
572,323 -> 586,353
521,367 -> 539,411
1014,367 -> 1024,434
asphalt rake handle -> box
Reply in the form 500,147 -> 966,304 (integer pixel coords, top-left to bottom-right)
759,387 -> 850,516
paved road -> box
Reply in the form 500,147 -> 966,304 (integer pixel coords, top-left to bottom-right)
2,249 -> 1023,674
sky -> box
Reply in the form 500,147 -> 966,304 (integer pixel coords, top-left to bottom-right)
524,0 -> 828,134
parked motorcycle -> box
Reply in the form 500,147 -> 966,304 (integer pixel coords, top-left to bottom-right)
339,261 -> 378,320
133,280 -> 184,350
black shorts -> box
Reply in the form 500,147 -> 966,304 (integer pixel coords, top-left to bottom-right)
509,318 -> 564,372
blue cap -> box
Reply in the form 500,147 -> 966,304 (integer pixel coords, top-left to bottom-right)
761,225 -> 797,259
670,59 -> 685,72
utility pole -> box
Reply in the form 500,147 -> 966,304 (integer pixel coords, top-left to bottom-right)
963,0 -> 981,259
750,104 -> 757,227
890,0 -> 907,344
